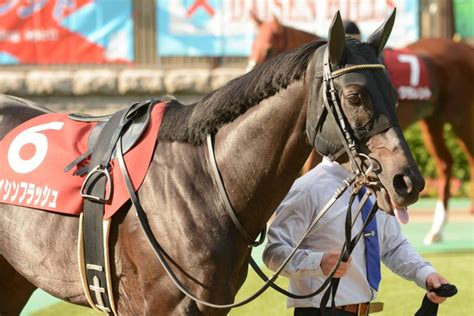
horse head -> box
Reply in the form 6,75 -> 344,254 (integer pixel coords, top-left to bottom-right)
247,12 -> 285,70
247,12 -> 321,72
307,9 -> 424,221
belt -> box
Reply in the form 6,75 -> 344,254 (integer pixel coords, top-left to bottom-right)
337,302 -> 384,315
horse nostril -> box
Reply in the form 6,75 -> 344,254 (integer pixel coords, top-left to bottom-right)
393,174 -> 414,196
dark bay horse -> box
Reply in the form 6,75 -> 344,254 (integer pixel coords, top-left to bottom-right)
1,12 -> 424,315
248,15 -> 474,245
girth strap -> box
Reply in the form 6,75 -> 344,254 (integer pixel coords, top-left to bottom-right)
80,110 -> 125,315
77,99 -> 155,315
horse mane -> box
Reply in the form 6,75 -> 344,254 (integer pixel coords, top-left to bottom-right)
158,40 -> 326,145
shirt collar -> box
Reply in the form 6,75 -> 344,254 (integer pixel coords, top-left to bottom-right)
320,157 -> 352,180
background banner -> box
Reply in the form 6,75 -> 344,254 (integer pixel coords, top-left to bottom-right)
157,0 -> 419,57
0,0 -> 133,64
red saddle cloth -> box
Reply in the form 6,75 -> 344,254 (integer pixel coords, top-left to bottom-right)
384,48 -> 433,101
0,102 -> 166,219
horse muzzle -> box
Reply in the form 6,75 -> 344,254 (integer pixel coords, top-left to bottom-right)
374,169 -> 424,223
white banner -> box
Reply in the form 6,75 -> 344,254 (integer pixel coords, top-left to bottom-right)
158,0 -> 419,56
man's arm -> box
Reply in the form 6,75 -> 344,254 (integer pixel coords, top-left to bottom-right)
381,215 -> 449,303
380,214 -> 436,288
262,187 -> 350,279
262,188 -> 327,279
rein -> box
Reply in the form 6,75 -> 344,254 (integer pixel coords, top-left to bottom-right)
206,135 -> 266,247
206,133 -> 379,305
250,181 -> 378,302
112,48 -> 388,310
306,52 -> 386,312
235,52 -> 388,307
116,127 -> 372,309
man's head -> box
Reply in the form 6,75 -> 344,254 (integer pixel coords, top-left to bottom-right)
343,20 -> 361,41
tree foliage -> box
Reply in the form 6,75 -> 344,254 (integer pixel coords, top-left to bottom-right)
404,122 -> 470,191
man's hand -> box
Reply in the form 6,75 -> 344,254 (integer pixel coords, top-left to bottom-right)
320,250 -> 351,277
426,272 -> 449,304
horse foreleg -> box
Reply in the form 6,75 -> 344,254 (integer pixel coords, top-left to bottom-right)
0,256 -> 37,315
419,118 -> 453,245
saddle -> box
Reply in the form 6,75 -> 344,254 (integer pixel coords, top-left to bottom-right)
70,99 -> 156,315
65,101 -> 153,176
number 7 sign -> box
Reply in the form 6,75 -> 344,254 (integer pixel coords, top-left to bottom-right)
397,54 -> 420,86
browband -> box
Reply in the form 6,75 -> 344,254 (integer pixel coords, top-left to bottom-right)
330,64 -> 385,79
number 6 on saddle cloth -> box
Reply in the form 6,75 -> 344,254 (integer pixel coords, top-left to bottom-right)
66,99 -> 156,315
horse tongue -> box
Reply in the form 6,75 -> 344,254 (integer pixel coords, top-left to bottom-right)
394,207 -> 409,224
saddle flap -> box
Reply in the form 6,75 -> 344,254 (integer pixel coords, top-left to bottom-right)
88,104 -> 152,159
67,100 -> 155,175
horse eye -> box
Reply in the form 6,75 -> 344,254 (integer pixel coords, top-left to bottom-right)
347,94 -> 361,106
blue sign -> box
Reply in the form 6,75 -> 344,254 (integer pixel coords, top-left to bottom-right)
156,0 -> 420,57
157,0 -> 254,56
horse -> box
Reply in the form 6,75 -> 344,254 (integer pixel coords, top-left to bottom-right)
246,12 -> 324,71
248,14 -> 474,245
0,11 -> 425,315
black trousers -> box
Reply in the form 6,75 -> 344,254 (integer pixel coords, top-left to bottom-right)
294,307 -> 356,316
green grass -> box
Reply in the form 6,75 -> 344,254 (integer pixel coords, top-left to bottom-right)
230,252 -> 474,316
31,252 -> 474,316
31,305 -> 98,316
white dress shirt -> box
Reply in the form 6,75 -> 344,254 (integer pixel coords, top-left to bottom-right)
262,158 -> 436,308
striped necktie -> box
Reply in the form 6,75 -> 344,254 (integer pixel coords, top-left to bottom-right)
358,186 -> 381,291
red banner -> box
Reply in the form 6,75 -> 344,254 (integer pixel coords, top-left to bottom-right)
384,48 -> 433,101
0,0 -> 133,64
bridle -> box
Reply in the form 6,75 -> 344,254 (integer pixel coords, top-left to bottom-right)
308,48 -> 392,177
119,45 -> 392,309
247,51 -> 390,300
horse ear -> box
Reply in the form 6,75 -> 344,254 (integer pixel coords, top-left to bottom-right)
328,11 -> 346,66
249,10 -> 262,27
271,14 -> 283,32
271,14 -> 280,24
367,8 -> 396,55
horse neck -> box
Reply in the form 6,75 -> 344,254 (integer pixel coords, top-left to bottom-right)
286,27 -> 319,51
214,80 -> 312,237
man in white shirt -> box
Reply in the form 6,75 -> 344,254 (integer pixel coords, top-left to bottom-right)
263,158 -> 450,316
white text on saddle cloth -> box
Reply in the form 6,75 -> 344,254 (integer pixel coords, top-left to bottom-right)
384,48 -> 433,101
0,179 -> 58,208
0,104 -> 166,219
